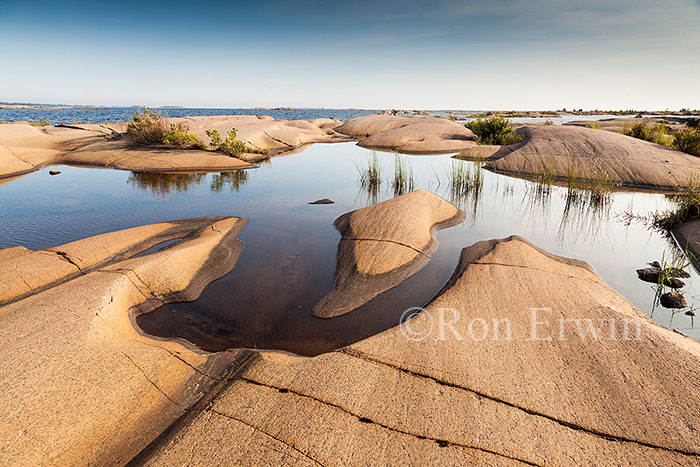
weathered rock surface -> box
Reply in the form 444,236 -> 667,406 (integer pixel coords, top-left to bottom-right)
460,124 -> 700,189
0,122 -> 253,179
142,236 -> 700,465
169,115 -> 351,155
566,116 -> 697,134
0,116 -> 352,179
335,115 -> 478,154
314,190 -> 465,318
0,217 -> 254,465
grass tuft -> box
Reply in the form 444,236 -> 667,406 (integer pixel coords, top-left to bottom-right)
392,153 -> 415,196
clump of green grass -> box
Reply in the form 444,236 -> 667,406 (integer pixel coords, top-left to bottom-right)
357,152 -> 382,192
29,118 -> 51,126
544,120 -> 555,126
466,117 -> 523,145
585,123 -> 602,130
205,128 -> 268,159
621,121 -> 669,145
392,153 -> 415,196
672,127 -> 700,157
650,177 -> 700,229
125,108 -> 205,149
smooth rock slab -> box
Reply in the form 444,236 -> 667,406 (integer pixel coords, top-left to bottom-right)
0,217 -> 253,466
313,189 -> 465,318
461,124 -> 700,190
335,114 -> 478,154
143,236 -> 700,465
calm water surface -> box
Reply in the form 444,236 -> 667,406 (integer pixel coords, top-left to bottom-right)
0,143 -> 696,355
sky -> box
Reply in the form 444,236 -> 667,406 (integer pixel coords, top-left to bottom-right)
1,0 -> 699,110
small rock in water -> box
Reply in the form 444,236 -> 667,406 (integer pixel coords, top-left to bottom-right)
48,170 -> 61,176
309,198 -> 335,205
685,310 -> 696,317
636,267 -> 686,288
660,292 -> 688,309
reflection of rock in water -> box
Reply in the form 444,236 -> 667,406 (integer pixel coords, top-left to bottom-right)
314,189 -> 465,318
127,172 -> 206,197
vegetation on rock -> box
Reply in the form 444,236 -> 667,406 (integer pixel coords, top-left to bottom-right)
126,108 -> 205,149
467,117 -> 523,145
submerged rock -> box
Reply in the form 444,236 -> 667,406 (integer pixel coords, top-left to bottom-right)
636,267 -> 686,288
660,292 -> 688,309
48,169 -> 61,175
142,236 -> 700,465
309,198 -> 335,204
313,189 -> 465,318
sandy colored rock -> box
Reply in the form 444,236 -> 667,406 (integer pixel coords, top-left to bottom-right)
0,115 -> 353,179
314,190 -> 465,318
335,114 -> 477,154
0,217 -> 253,465
0,122 -> 253,179
460,124 -> 700,190
167,115 -> 352,155
0,219 -> 228,305
144,236 -> 700,465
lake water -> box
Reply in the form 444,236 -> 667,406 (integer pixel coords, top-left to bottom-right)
1,142 -> 697,356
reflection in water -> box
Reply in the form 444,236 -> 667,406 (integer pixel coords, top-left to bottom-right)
128,170 -> 249,196
557,186 -> 613,246
127,172 -> 206,197
210,171 -> 249,192
5,144 -> 700,353
392,153 -> 415,196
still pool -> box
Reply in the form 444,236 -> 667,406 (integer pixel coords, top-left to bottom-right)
0,142 -> 696,355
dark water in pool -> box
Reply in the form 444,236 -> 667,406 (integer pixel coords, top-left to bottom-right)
1,143 -> 697,355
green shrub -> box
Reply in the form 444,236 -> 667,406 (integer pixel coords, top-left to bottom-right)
621,121 -> 668,145
466,117 -> 523,145
29,118 -> 51,126
585,123 -> 602,130
673,128 -> 700,157
126,108 -> 204,149
544,120 -> 554,125
126,108 -> 169,145
206,128 -> 268,158
163,122 -> 206,149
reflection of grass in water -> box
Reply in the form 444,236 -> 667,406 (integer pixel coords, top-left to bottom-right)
210,170 -> 249,192
446,159 -> 484,218
557,172 -> 613,245
127,172 -> 206,197
392,153 -> 415,196
356,152 -> 382,204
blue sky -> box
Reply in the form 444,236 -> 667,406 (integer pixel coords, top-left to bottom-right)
1,0 -> 699,109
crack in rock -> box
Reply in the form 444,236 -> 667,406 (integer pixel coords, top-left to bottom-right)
238,377 -> 538,466
337,348 -> 700,458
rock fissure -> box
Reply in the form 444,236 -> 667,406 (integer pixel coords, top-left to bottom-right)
238,377 -> 539,466
122,353 -> 185,411
340,237 -> 431,258
208,407 -> 327,467
337,349 -> 700,458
